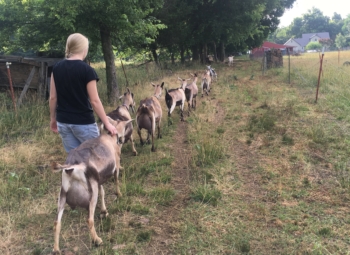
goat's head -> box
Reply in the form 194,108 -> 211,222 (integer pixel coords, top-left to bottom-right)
119,87 -> 136,113
100,116 -> 133,144
152,82 -> 164,99
178,77 -> 191,90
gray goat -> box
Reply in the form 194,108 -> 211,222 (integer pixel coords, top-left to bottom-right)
51,117 -> 131,254
136,82 -> 164,152
107,87 -> 137,155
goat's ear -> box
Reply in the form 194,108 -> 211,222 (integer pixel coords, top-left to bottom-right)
178,77 -> 182,81
161,82 -> 164,88
131,93 -> 134,98
151,82 -> 156,87
119,95 -> 124,100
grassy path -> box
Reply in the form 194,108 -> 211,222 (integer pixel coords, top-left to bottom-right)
143,121 -> 191,254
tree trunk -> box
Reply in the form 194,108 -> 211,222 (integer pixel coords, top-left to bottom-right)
151,47 -> 159,66
180,47 -> 185,64
171,52 -> 175,64
213,42 -> 218,62
100,26 -> 118,105
220,42 -> 225,62
203,43 -> 208,64
191,45 -> 200,62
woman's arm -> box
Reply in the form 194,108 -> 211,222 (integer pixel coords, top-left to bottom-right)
49,74 -> 58,133
87,80 -> 117,135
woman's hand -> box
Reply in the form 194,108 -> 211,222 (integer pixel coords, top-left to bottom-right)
50,119 -> 58,133
104,122 -> 117,136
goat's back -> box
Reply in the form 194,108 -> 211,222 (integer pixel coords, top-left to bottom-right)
66,135 -> 117,174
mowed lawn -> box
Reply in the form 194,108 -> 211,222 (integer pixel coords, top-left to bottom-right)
1,52 -> 350,254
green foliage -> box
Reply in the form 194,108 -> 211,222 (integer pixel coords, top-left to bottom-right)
335,33 -> 347,49
305,41 -> 322,51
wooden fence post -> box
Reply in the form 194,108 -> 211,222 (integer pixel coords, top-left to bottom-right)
315,48 -> 325,103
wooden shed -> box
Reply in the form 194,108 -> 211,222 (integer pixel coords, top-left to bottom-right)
0,55 -> 62,104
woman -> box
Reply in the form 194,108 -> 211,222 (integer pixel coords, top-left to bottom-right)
49,33 -> 117,152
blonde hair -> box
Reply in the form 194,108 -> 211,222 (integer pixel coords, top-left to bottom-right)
65,33 -> 89,58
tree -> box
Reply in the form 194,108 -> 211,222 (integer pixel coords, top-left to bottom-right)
335,33 -> 347,49
0,0 -> 165,104
305,41 -> 322,51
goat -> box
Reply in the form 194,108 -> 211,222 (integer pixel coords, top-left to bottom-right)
207,65 -> 217,81
178,74 -> 198,114
228,56 -> 234,66
118,87 -> 136,113
136,82 -> 164,152
343,61 -> 350,66
187,73 -> 199,110
51,117 -> 132,255
107,89 -> 137,155
165,79 -> 186,122
201,69 -> 211,97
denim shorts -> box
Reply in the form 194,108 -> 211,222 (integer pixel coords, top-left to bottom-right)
57,122 -> 100,153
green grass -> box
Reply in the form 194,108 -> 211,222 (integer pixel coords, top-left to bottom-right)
2,53 -> 350,254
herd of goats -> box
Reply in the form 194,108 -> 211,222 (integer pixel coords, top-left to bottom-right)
50,65 -> 218,254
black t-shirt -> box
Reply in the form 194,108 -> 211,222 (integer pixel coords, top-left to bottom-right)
53,59 -> 99,124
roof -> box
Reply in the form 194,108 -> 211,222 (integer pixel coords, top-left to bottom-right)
252,42 -> 293,53
0,55 -> 62,67
286,32 -> 330,47
261,41 -> 292,49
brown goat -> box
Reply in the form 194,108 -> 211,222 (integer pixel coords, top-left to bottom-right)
118,87 -> 136,113
107,88 -> 137,156
201,69 -> 211,97
136,82 -> 164,152
186,73 -> 199,110
51,117 -> 131,254
165,79 -> 186,121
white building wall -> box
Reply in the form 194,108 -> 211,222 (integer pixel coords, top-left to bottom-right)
285,39 -> 303,53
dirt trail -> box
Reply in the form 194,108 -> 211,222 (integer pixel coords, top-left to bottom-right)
143,121 -> 191,255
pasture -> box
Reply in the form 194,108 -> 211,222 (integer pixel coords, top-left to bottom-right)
1,51 -> 350,254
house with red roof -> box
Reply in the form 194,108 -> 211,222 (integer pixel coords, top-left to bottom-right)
251,41 -> 293,58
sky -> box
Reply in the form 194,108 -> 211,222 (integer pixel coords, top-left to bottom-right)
279,0 -> 350,27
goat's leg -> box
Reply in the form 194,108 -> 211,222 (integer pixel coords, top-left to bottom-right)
157,120 -> 162,139
180,101 -> 185,121
87,181 -> 102,246
114,168 -> 122,197
99,185 -> 108,218
151,130 -> 156,152
146,132 -> 151,144
130,134 -> 137,156
169,102 -> 176,116
137,128 -> 144,146
53,189 -> 66,255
